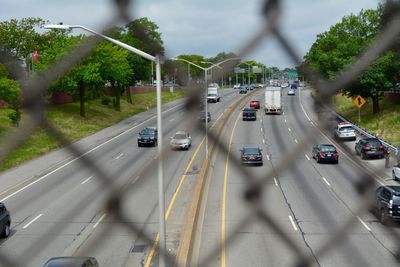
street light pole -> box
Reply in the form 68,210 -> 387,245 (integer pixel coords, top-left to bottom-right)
44,24 -> 166,267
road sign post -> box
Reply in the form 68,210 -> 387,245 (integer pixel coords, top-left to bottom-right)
352,95 -> 366,123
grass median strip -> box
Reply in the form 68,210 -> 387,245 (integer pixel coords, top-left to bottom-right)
0,90 -> 185,172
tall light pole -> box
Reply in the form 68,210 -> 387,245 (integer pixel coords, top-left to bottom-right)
201,61 -> 223,88
171,57 -> 240,157
44,24 -> 167,267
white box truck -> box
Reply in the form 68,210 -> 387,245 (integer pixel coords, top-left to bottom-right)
207,83 -> 221,103
264,87 -> 282,114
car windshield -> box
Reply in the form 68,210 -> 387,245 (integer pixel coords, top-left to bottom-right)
243,108 -> 255,112
393,195 -> 400,205
141,129 -> 155,134
366,140 -> 382,146
173,134 -> 187,139
243,148 -> 260,154
208,93 -> 217,96
339,126 -> 353,131
320,146 -> 335,152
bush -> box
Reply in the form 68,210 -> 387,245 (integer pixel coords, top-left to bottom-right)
8,110 -> 21,126
101,96 -> 112,106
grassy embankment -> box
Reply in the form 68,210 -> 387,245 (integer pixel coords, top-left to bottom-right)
332,94 -> 400,146
0,89 -> 185,172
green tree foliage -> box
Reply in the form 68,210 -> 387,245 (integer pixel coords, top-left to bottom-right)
0,17 -> 46,58
0,63 -> 9,78
0,78 -> 21,125
305,7 -> 399,113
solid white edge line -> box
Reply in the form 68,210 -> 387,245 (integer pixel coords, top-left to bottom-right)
93,213 -> 107,228
289,215 -> 298,231
305,155 -> 311,160
81,176 -> 93,185
23,214 -> 43,229
0,103 -> 185,202
356,216 -> 371,231
322,177 -> 331,186
274,177 -> 278,187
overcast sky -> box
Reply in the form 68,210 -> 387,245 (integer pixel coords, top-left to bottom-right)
1,0 -> 381,68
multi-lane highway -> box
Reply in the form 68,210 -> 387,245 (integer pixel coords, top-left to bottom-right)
194,86 -> 399,267
0,85 -> 399,267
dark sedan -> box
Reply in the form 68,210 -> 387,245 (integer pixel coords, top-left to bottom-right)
198,111 -> 211,123
239,86 -> 248,94
312,144 -> 338,163
137,127 -> 157,147
355,138 -> 385,159
241,147 -> 263,165
242,108 -> 257,121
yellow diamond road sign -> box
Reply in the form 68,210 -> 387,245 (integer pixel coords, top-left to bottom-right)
353,95 -> 366,109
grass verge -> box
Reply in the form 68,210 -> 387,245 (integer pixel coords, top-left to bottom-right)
332,94 -> 400,146
0,89 -> 186,172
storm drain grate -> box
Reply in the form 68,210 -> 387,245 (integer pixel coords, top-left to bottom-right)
130,244 -> 146,253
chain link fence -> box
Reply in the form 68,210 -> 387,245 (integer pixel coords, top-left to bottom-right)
1,0 -> 400,266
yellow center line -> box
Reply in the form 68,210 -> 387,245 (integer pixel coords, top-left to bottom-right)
221,111 -> 241,267
144,110 -> 225,267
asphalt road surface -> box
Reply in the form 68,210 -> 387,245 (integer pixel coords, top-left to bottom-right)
195,87 -> 400,267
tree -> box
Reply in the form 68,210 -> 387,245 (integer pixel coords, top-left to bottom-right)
304,7 -> 398,113
0,63 -> 9,78
0,78 -> 21,125
126,18 -> 164,56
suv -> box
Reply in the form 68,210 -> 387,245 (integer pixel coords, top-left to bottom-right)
137,127 -> 158,147
355,138 -> 385,159
373,186 -> 400,224
242,108 -> 257,121
334,122 -> 356,141
0,203 -> 10,238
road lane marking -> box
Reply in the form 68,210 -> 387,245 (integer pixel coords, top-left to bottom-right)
261,127 -> 263,132
115,153 -> 124,160
305,155 -> 311,161
289,215 -> 298,231
222,112 -> 241,267
262,139 -> 265,144
81,176 -> 93,185
170,118 -> 175,122
93,213 -> 106,228
0,103 -> 186,202
357,216 -> 371,231
294,139 -> 298,144
266,154 -> 270,161
274,178 -> 278,187
23,214 -> 43,229
322,177 -> 331,186
284,119 -> 287,123
288,127 -> 292,132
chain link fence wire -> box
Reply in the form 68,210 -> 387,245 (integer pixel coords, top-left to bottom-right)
1,0 -> 400,266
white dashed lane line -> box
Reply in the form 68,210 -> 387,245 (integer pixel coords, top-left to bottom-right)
288,127 -> 292,132
322,177 -> 331,186
289,215 -> 298,231
357,216 -> 371,231
274,177 -> 279,187
81,176 -> 93,185
115,153 -> 124,160
93,213 -> 107,228
294,139 -> 298,144
23,214 -> 43,229
305,155 -> 311,161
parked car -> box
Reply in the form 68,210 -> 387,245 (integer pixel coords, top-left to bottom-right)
198,111 -> 211,123
355,138 -> 385,159
43,257 -> 99,267
393,164 -> 400,181
137,127 -> 158,147
239,86 -> 248,94
312,144 -> 339,163
334,122 -> 356,141
373,185 -> 400,224
0,203 -> 10,238
287,89 -> 295,95
170,131 -> 191,150
249,100 -> 260,109
242,108 -> 257,121
240,147 -> 263,165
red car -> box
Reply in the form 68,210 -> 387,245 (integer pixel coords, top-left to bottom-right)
250,100 -> 260,109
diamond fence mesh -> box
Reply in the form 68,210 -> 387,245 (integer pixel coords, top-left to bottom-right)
1,0 -> 400,266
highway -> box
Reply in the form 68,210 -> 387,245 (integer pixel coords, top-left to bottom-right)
0,86 -> 399,267
194,86 -> 400,267
0,88 -> 242,267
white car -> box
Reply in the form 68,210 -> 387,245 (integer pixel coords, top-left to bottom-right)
233,84 -> 241,89
287,89 -> 295,95
170,131 -> 191,150
334,122 -> 356,141
393,164 -> 400,181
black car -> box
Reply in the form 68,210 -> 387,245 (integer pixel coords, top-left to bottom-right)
312,144 -> 338,163
355,138 -> 385,159
43,257 -> 99,267
198,111 -> 211,123
137,127 -> 158,147
242,108 -> 257,121
239,86 -> 248,94
0,203 -> 10,238
241,147 -> 263,165
373,185 -> 400,224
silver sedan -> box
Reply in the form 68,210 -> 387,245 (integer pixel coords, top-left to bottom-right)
170,131 -> 191,150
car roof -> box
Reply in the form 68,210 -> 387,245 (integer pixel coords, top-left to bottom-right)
174,131 -> 187,135
243,108 -> 256,111
243,147 -> 261,151
384,185 -> 400,193
319,144 -> 335,147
